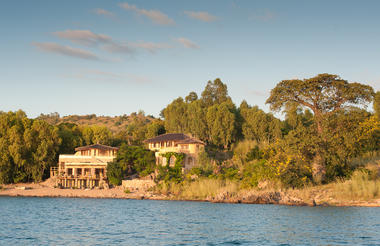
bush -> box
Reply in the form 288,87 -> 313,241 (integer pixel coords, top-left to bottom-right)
107,161 -> 123,186
240,160 -> 273,188
155,152 -> 185,183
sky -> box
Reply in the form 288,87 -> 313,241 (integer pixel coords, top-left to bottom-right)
1,0 -> 380,118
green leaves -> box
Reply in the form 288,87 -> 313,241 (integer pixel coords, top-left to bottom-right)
201,78 -> 230,107
0,111 -> 60,183
114,143 -> 156,177
161,78 -> 238,148
239,102 -> 282,143
266,73 -> 374,115
206,101 -> 237,148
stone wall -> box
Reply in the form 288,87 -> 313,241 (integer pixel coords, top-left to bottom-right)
122,179 -> 155,192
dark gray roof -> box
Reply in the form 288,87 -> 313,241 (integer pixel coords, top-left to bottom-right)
75,144 -> 119,151
144,133 -> 205,145
144,133 -> 188,143
177,138 -> 205,145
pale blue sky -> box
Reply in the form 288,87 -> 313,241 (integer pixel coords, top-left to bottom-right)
1,0 -> 379,118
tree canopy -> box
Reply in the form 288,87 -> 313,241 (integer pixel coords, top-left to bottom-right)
266,74 -> 375,183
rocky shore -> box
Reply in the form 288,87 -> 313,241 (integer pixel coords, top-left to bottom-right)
1,180 -> 380,207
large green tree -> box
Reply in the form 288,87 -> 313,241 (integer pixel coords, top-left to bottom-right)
266,74 -> 374,183
162,97 -> 188,133
239,101 -> 282,143
206,100 -> 237,148
0,111 -> 61,183
201,78 -> 230,107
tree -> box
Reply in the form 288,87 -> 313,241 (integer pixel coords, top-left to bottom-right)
266,73 -> 374,183
23,120 -> 61,181
81,125 -> 113,145
206,100 -> 237,148
113,143 -> 156,177
162,97 -> 188,133
201,78 -> 230,107
239,101 -> 282,143
0,111 -> 61,183
57,123 -> 84,154
374,91 -> 380,119
187,100 -> 208,141
145,120 -> 166,139
185,91 -> 198,103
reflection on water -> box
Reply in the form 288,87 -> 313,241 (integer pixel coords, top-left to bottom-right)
0,197 -> 379,245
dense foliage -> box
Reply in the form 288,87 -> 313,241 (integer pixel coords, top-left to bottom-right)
106,144 -> 156,186
0,111 -> 60,183
1,74 -> 379,190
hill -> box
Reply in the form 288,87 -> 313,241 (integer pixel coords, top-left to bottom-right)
37,111 -> 155,133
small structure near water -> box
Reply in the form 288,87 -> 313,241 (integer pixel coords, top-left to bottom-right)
51,144 -> 118,189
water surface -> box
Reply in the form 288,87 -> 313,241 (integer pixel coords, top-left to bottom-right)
0,197 -> 379,245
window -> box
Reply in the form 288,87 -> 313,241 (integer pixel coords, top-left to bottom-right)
169,156 -> 176,166
181,144 -> 189,149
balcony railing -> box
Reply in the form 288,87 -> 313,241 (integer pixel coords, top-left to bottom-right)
59,155 -> 115,159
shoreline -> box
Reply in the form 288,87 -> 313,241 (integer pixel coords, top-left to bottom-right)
1,182 -> 380,207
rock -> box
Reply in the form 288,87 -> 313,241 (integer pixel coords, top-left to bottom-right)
312,199 -> 317,206
242,191 -> 282,204
15,186 -> 32,190
190,174 -> 199,180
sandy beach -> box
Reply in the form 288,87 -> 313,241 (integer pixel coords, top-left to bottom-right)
0,179 -> 165,200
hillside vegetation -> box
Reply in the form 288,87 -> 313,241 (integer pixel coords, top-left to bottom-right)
1,73 -> 379,203
37,111 -> 155,133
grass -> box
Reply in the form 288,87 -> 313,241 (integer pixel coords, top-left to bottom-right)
332,170 -> 380,201
180,178 -> 239,200
153,153 -> 380,204
155,178 -> 239,200
124,188 -> 131,194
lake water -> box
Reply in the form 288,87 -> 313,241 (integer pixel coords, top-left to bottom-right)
0,197 -> 380,245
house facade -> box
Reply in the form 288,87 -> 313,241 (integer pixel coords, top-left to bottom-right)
144,133 -> 205,170
52,144 -> 118,188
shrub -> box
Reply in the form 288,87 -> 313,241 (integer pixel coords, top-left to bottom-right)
155,152 -> 185,183
107,161 -> 123,186
240,160 -> 272,188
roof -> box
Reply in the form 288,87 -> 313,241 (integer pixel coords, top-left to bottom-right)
144,133 -> 205,145
75,144 -> 119,151
177,138 -> 205,145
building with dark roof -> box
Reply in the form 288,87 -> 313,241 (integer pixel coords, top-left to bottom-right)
145,133 -> 205,170
52,144 -> 119,189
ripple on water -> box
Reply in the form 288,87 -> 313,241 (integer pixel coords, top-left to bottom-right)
1,197 -> 380,245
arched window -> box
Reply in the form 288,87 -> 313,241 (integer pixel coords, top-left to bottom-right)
187,157 -> 194,167
169,155 -> 176,167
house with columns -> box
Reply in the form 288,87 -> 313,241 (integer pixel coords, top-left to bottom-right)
52,144 -> 119,188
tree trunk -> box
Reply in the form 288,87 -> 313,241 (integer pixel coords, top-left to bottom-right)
312,151 -> 325,184
313,114 -> 326,184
